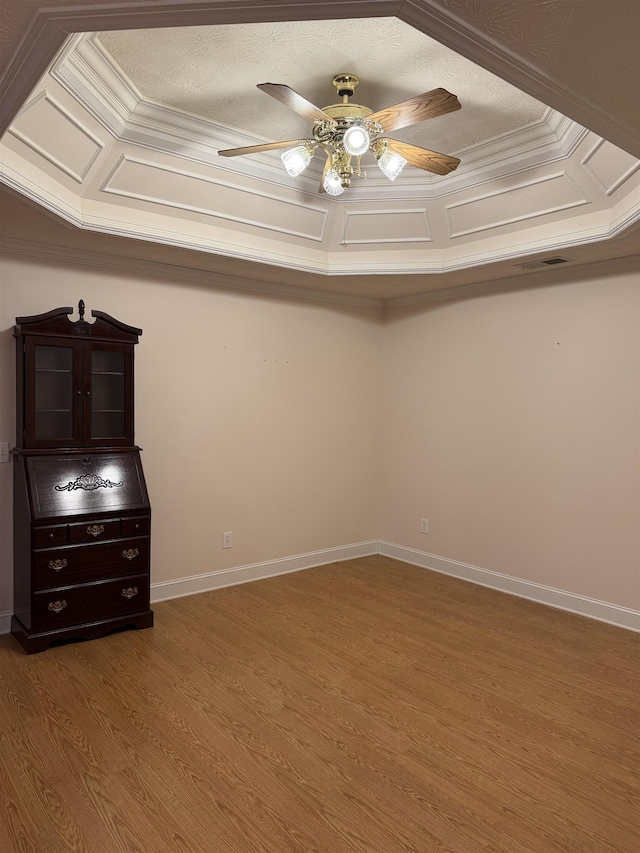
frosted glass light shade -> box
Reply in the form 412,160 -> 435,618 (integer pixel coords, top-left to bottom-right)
343,125 -> 370,157
323,170 -> 345,196
377,148 -> 407,181
281,145 -> 314,177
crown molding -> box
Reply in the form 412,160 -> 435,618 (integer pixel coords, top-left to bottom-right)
5,237 -> 637,315
50,32 -> 138,138
383,253 -> 640,308
0,237 -> 383,308
0,163 -> 84,225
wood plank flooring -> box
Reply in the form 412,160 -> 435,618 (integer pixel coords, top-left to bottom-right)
0,555 -> 638,852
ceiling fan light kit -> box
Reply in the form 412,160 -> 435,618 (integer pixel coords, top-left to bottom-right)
371,139 -> 408,181
343,123 -> 371,156
281,144 -> 315,177
323,169 -> 345,196
219,74 -> 462,195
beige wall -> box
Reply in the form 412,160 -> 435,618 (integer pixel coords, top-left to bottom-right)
380,265 -> 640,608
1,251 -> 638,623
0,254 -> 382,616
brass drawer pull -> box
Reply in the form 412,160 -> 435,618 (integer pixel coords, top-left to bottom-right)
121,587 -> 138,599
48,558 -> 67,572
122,548 -> 139,561
48,600 -> 67,613
87,524 -> 105,537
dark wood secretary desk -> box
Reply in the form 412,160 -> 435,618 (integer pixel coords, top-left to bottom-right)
11,301 -> 153,653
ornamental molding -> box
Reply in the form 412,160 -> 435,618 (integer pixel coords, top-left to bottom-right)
1,5 -> 638,287
50,32 -> 589,201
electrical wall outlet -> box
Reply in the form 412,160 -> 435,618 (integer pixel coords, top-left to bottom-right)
420,518 -> 429,534
0,442 -> 9,464
222,531 -> 232,549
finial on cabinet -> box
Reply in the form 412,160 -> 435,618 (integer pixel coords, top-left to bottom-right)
78,299 -> 85,321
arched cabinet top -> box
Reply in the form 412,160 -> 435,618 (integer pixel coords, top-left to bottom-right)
15,300 -> 142,344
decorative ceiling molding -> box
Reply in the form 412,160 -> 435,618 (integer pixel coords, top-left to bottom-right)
9,89 -> 104,183
3,235 -> 638,312
0,236 -> 383,308
2,64 -> 638,277
384,252 -> 640,308
0,0 -> 638,299
49,32 -> 587,202
99,154 -> 330,243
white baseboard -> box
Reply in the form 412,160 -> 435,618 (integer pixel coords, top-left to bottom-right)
2,539 -> 637,635
378,541 -> 640,632
149,540 -> 379,603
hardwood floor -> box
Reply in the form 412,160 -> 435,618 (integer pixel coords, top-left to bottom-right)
0,555 -> 638,853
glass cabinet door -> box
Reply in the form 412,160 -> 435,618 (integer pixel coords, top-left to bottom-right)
84,342 -> 134,445
25,338 -> 83,447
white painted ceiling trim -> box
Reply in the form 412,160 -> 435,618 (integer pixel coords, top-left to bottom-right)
54,33 -> 584,200
0,0 -> 638,297
2,28 -> 639,279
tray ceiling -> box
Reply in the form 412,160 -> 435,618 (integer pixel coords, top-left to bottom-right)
0,0 -> 638,303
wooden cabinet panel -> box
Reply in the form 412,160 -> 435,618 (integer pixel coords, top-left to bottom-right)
23,337 -> 84,448
33,525 -> 69,548
32,574 -> 150,632
33,536 -> 149,590
15,304 -> 139,450
68,519 -> 122,544
122,516 -> 150,537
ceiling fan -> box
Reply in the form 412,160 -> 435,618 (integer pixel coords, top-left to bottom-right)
219,73 -> 462,195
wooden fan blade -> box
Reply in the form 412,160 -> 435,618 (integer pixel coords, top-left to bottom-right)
368,88 -> 460,132
218,139 -> 307,157
258,83 -> 335,124
384,139 -> 460,175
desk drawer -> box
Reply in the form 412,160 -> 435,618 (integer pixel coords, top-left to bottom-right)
68,519 -> 121,544
32,574 -> 149,631
33,526 -> 69,548
122,516 -> 150,537
33,537 -> 149,590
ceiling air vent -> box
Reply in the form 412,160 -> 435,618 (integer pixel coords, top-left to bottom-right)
517,257 -> 573,271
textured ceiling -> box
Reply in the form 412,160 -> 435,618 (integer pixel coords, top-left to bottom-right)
97,18 -> 547,153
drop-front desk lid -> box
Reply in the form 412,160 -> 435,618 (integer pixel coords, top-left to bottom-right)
26,452 -> 149,520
